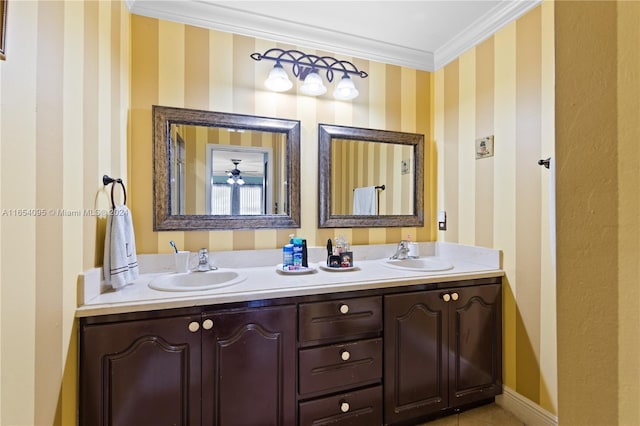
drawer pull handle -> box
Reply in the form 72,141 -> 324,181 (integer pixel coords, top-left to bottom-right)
451,292 -> 459,301
340,401 -> 350,413
341,350 -> 351,361
339,304 -> 349,314
188,321 -> 200,333
442,293 -> 451,302
202,319 -> 214,330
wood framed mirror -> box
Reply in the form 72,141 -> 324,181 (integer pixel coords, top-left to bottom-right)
153,105 -> 301,230
318,124 -> 424,228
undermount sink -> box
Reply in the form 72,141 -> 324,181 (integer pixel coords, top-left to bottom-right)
149,269 -> 246,292
383,257 -> 454,272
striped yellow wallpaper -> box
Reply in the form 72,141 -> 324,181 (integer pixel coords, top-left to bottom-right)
129,15 -> 434,255
0,1 -> 129,425
435,2 -> 556,414
0,2 -> 564,425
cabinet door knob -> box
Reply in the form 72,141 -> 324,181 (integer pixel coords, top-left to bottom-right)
339,304 -> 349,314
341,350 -> 351,361
202,319 -> 214,330
442,293 -> 451,302
188,321 -> 200,333
340,401 -> 350,413
451,292 -> 459,301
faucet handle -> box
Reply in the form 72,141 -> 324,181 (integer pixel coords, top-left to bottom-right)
197,248 -> 211,271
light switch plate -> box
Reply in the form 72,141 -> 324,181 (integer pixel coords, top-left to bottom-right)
438,210 -> 447,231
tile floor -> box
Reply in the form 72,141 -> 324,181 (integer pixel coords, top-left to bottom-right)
419,403 -> 525,426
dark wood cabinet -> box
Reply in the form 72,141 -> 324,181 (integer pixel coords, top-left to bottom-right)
80,305 -> 296,426
384,284 -> 502,425
79,278 -> 501,426
201,306 -> 296,426
298,296 -> 383,425
80,314 -> 203,426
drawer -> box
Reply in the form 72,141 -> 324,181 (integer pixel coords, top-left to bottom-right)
299,338 -> 382,396
299,296 -> 382,346
299,385 -> 382,426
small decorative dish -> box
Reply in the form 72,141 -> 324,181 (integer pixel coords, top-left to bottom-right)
276,264 -> 317,275
319,264 -> 359,272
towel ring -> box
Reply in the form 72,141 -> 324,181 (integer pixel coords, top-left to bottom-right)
103,175 -> 127,208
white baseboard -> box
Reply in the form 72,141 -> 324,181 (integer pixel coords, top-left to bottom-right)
496,386 -> 558,426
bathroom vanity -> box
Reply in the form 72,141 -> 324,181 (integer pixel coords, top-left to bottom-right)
77,243 -> 503,426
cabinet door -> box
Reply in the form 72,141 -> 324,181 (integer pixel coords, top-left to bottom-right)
448,284 -> 502,407
384,291 -> 448,424
201,305 -> 296,426
80,315 -> 202,426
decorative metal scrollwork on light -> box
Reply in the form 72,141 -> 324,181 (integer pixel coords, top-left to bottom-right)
250,48 -> 368,100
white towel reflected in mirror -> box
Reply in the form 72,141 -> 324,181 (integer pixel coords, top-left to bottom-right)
353,186 -> 377,215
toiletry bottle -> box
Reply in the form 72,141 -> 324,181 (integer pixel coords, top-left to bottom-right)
302,239 -> 308,267
335,235 -> 344,255
292,237 -> 303,268
283,243 -> 294,268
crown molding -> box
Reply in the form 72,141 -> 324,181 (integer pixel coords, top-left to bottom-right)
433,0 -> 541,69
127,0 -> 540,72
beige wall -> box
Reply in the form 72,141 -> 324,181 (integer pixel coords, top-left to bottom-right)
434,2 -> 557,414
0,1 -> 129,425
556,1 -> 640,425
617,5 -> 640,421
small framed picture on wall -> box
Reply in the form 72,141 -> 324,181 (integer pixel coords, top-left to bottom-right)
475,135 -> 494,159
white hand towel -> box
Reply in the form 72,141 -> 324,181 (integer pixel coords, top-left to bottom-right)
353,186 -> 377,215
104,205 -> 139,289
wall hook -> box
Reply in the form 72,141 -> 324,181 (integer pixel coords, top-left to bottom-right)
538,158 -> 551,169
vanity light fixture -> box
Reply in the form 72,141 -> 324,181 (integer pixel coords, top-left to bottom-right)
300,69 -> 327,96
264,63 -> 293,92
251,48 -> 368,100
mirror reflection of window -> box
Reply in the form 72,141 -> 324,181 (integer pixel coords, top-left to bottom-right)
207,145 -> 273,215
211,179 -> 264,215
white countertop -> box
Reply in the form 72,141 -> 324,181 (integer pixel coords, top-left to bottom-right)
76,242 -> 504,318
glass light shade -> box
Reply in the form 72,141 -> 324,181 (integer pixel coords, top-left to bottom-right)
264,63 -> 293,92
227,175 -> 245,185
333,75 -> 359,100
300,70 -> 327,96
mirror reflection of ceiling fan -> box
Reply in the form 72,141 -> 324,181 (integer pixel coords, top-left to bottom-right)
226,159 -> 245,185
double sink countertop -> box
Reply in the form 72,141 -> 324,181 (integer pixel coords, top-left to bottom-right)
76,242 -> 504,318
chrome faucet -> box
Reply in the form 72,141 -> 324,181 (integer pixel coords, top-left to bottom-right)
197,248 -> 211,271
390,240 -> 410,260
